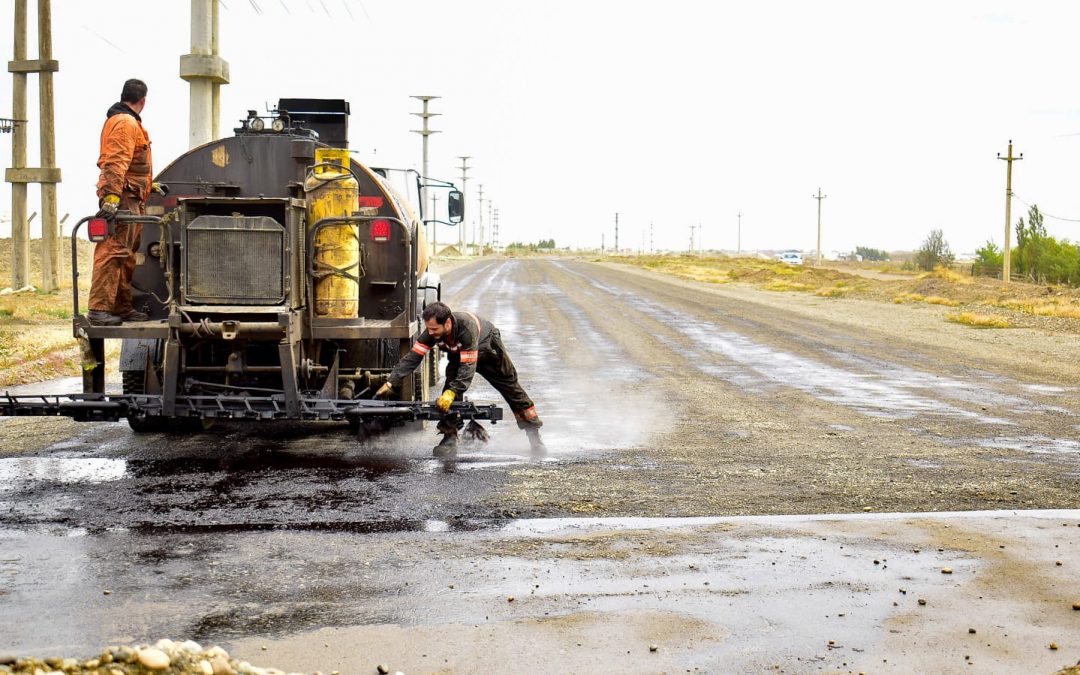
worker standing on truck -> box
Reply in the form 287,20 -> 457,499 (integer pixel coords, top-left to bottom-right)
376,301 -> 546,457
88,78 -> 164,326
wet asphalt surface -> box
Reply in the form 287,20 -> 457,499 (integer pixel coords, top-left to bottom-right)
2,258 -> 1080,670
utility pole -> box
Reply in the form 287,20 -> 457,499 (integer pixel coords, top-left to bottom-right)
410,95 -> 440,228
493,208 -> 499,250
182,0 -> 229,148
601,233 -> 605,253
456,156 -> 470,253
997,140 -> 1022,284
689,225 -> 694,253
649,221 -> 654,254
737,211 -> 742,254
614,212 -> 619,253
37,0 -> 59,291
696,223 -> 702,254
6,0 -> 62,291
487,201 -> 493,250
476,183 -> 484,254
813,188 -> 827,266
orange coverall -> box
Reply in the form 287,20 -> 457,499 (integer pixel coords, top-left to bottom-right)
89,103 -> 153,315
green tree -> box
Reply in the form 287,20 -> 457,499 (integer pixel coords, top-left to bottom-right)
914,229 -> 955,271
975,240 -> 1002,267
1013,204 -> 1080,285
855,246 -> 890,261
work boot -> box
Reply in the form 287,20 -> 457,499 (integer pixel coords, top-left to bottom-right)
525,428 -> 547,453
119,309 -> 150,322
87,310 -> 122,327
433,431 -> 458,458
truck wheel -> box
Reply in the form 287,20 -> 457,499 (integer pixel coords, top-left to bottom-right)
122,370 -> 169,433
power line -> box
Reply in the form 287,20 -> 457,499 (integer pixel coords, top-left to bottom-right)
1011,194 -> 1080,224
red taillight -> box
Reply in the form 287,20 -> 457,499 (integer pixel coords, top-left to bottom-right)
370,219 -> 391,243
357,195 -> 384,209
87,218 -> 110,242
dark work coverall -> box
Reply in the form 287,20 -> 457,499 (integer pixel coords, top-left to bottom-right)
388,311 -> 542,430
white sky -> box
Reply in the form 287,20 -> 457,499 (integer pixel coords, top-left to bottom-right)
2,0 -> 1080,254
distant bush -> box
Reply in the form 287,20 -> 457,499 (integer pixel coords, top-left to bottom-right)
915,229 -> 955,271
855,246 -> 890,261
505,239 -> 556,252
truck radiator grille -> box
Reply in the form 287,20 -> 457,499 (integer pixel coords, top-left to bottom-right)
185,215 -> 285,305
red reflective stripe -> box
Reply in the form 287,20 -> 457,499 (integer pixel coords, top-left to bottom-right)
521,406 -> 538,420
412,343 -> 431,355
460,350 -> 478,363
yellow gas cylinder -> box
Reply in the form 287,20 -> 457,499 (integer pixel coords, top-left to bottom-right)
305,148 -> 360,317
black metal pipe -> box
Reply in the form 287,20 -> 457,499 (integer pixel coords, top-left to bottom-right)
176,321 -> 285,336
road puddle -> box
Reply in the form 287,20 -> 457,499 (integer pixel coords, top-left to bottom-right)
0,456 -> 127,487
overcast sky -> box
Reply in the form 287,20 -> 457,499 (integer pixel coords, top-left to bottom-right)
2,0 -> 1080,254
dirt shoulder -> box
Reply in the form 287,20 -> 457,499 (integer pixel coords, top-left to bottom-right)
602,253 -> 1080,335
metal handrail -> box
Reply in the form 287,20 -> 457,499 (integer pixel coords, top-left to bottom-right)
70,212 -> 163,318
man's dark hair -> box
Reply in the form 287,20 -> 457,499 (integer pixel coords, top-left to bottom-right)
422,301 -> 452,324
121,79 -> 148,104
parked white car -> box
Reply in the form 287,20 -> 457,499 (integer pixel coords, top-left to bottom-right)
778,252 -> 804,265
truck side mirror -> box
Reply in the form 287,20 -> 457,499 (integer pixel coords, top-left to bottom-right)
447,190 -> 464,224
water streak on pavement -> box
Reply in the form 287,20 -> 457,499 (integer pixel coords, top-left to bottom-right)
551,260 -> 1079,453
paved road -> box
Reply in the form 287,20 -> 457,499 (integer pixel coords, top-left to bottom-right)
1,258 -> 1078,672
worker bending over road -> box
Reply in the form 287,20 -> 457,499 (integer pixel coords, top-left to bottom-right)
377,301 -> 545,456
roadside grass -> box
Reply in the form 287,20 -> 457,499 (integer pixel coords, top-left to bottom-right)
919,266 -> 973,285
0,238 -> 95,384
607,253 -> 1080,332
924,296 -> 961,307
0,289 -> 86,324
989,298 -> 1080,319
946,312 -> 1012,329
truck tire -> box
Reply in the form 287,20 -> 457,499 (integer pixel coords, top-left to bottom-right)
122,370 -> 169,433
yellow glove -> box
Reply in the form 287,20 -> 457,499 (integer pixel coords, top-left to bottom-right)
151,182 -> 169,196
375,382 -> 393,398
96,194 -> 120,220
436,389 -> 456,413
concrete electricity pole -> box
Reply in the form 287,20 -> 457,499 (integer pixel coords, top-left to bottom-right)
6,0 -> 62,291
457,156 -> 471,252
476,183 -> 484,254
410,95 -> 440,228
689,225 -> 694,253
997,140 -> 1022,284
737,211 -> 742,254
614,212 -> 619,253
182,0 -> 229,148
649,221 -> 654,254
813,188 -> 827,266
493,208 -> 499,250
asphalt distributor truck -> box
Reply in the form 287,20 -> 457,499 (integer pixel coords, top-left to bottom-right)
0,99 -> 503,435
